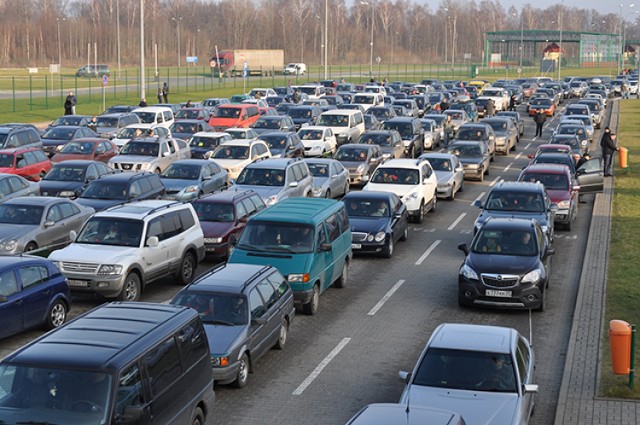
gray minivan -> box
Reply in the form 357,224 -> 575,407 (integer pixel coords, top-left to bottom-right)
0,126 -> 43,150
0,302 -> 215,425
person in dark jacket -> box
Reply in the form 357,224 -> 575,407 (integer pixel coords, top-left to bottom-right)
64,91 -> 76,115
439,98 -> 449,112
533,110 -> 546,137
600,127 -> 618,176
508,94 -> 517,111
576,152 -> 591,169
162,82 -> 169,103
485,99 -> 496,117
138,98 -> 148,107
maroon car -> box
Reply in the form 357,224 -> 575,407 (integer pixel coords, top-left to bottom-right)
192,190 -> 266,259
51,138 -> 119,164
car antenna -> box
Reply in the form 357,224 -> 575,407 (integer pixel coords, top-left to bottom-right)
529,308 -> 534,347
405,377 -> 411,422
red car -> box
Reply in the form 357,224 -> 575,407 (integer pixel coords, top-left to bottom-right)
518,163 -> 578,230
0,148 -> 51,181
51,138 -> 119,164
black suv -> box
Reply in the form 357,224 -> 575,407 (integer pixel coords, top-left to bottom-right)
0,126 -> 42,150
458,217 -> 554,311
380,117 -> 425,158
76,171 -> 165,211
171,263 -> 295,388
259,131 -> 305,158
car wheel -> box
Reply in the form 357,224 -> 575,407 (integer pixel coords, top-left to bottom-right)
485,165 -> 490,176
490,151 -> 495,162
479,170 -> 484,182
512,140 -> 517,151
448,185 -> 456,200
233,353 -> 250,388
275,318 -> 289,350
400,226 -> 409,241
334,261 -> 348,288
325,189 -> 331,199
117,273 -> 141,302
429,194 -> 437,212
382,236 -> 393,258
190,407 -> 205,425
302,284 -> 320,315
415,201 -> 425,223
45,300 -> 67,330
458,180 -> 464,192
24,242 -> 38,253
178,252 -> 196,285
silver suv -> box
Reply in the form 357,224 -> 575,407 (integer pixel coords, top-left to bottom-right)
49,200 -> 205,301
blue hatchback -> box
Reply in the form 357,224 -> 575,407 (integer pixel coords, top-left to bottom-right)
0,256 -> 70,339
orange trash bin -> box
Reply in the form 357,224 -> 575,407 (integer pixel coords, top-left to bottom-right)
610,320 -> 632,374
619,146 -> 629,169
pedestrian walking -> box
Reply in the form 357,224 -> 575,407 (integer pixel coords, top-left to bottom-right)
600,127 -> 618,176
533,110 -> 546,138
64,91 -> 76,115
486,99 -> 496,117
162,82 -> 169,103
508,94 -> 517,111
156,87 -> 163,104
443,115 -> 455,148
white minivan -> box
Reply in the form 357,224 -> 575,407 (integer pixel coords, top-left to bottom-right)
316,109 -> 366,147
284,63 -> 307,75
132,106 -> 175,129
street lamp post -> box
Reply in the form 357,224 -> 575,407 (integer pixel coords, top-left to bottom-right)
513,10 -> 524,68
140,0 -> 146,101
116,0 -> 121,80
558,1 -> 564,81
56,17 -> 65,65
172,16 -> 182,67
324,0 -> 328,79
360,1 -> 375,77
391,31 -> 399,64
451,14 -> 457,71
444,8 -> 449,65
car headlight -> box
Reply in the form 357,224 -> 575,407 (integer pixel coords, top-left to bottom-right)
557,200 -> 571,209
97,264 -> 123,276
460,264 -> 478,280
356,164 -> 365,173
288,273 -> 310,282
468,163 -> 480,169
522,269 -> 542,284
374,231 -> 386,242
3,240 -> 17,252
211,356 -> 229,367
184,185 -> 199,193
265,195 -> 278,205
540,225 -> 549,235
204,237 -> 223,244
140,163 -> 151,170
59,190 -> 76,198
312,187 -> 323,196
405,192 -> 419,201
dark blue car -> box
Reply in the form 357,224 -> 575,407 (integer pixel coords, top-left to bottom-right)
0,256 -> 70,339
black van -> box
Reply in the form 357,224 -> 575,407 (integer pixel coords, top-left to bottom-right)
0,302 -> 215,425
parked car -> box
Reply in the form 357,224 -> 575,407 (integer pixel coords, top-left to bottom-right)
208,139 -> 271,180
346,403 -> 466,425
250,115 -> 296,135
51,138 -> 119,164
298,126 -> 337,157
496,111 -> 524,136
41,126 -> 99,157
171,263 -> 294,387
40,160 -> 112,198
447,141 -> 491,182
75,171 -> 165,211
399,323 -> 537,423
258,131 -> 305,158
0,173 -> 39,203
527,98 -> 555,117
0,197 -> 93,254
334,143 -> 383,187
367,106 -> 397,123
454,122 -> 496,160
160,159 -> 228,201
0,148 -> 51,182
420,152 -> 464,199
343,190 -> 409,258
110,123 -> 171,148
188,131 -> 233,159
109,137 -> 191,173
548,135 -> 585,162
192,190 -> 266,259
132,106 -> 175,129
304,158 -> 349,199
288,105 -> 322,130
169,120 -> 213,140
209,104 -> 260,131
47,115 -> 93,129
357,130 -> 405,161
224,127 -> 260,140
0,125 -> 43,151
363,114 -> 382,131
481,117 -> 518,154
93,113 -> 141,139
380,117 -> 425,158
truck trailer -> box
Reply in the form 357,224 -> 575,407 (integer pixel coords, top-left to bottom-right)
210,50 -> 284,77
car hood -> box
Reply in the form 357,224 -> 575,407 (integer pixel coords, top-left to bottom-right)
96,126 -> 118,135
349,217 -> 389,234
110,155 -> 155,163
292,117 -> 313,124
52,153 -> 94,162
0,225 -> 32,243
435,170 -> 454,184
210,118 -> 241,128
200,221 -> 235,238
160,178 -> 198,191
467,251 -> 540,275
404,386 -> 519,425
229,185 -> 282,200
76,198 -> 124,212
476,210 -> 549,227
215,159 -> 246,170
546,189 -> 570,204
203,324 -> 247,355
39,180 -> 84,195
50,244 -> 141,264
341,161 -> 368,170
363,183 -> 416,197
312,176 -> 330,188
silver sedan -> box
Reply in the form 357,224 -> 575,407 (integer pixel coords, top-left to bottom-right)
419,153 -> 464,200
303,158 -> 350,199
0,174 -> 40,203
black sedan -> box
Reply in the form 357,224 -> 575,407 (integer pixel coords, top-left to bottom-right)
457,217 -> 554,311
447,141 -> 490,182
343,191 -> 409,258
40,160 -> 113,198
41,125 -> 98,157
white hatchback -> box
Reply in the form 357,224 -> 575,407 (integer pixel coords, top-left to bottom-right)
298,126 -> 337,157
206,139 -> 272,181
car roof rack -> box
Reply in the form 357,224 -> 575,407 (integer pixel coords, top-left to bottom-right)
144,201 -> 183,217
241,266 -> 273,291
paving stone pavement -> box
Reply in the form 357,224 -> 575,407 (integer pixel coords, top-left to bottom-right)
554,100 -> 640,424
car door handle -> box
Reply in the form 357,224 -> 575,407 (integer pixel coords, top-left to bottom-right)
15,300 -> 23,306
42,290 -> 51,295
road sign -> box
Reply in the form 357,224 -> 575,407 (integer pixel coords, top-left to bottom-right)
102,75 -> 108,86
243,62 -> 248,79
464,53 -> 472,59
209,59 -> 216,68
517,67 -> 522,74
375,56 -> 381,64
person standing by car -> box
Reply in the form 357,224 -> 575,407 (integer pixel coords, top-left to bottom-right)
156,87 -> 163,103
439,98 -> 449,112
162,82 -> 169,103
443,115 -> 455,148
64,91 -> 76,115
486,99 -> 496,117
600,127 -> 618,176
508,94 -> 517,111
533,110 -> 546,138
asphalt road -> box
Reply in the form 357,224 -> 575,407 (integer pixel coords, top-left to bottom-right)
0,98 -> 606,425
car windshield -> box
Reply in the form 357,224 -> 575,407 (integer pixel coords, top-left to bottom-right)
175,110 -> 200,119
120,141 -> 159,157
96,117 -> 119,127
298,129 -> 324,140
171,123 -> 198,134
484,191 -> 545,212
0,204 -> 42,225
134,112 -> 157,123
189,136 -> 221,149
260,135 -> 287,151
455,129 -> 485,141
237,221 -> 315,253
521,172 -> 568,190
471,229 -> 537,256
212,145 -> 249,159
76,217 -> 143,247
44,165 -> 86,182
370,168 -> 420,185
353,95 -> 375,104
557,126 -> 584,136
381,122 -> 412,138
289,108 -> 314,119
412,347 -> 517,392
533,155 -> 573,168
551,138 -> 580,150
52,116 -> 85,127
306,163 -> 330,177
530,99 -> 551,107
359,134 -> 392,147
116,127 -> 142,139
215,108 -> 242,118
0,154 -> 14,167
193,202 -> 235,222
335,147 -> 368,162
486,121 -> 508,132
317,115 -> 350,127
81,181 -> 128,200
448,144 -> 481,157
236,168 -> 285,186
42,128 -> 75,140
345,198 -> 390,217
426,157 -> 453,171
0,364 -> 112,425
161,164 -> 200,180
173,292 -> 248,326
60,141 -> 96,154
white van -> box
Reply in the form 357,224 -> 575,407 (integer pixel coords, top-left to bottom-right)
284,63 -> 307,76
351,93 -> 384,112
316,109 -> 365,146
132,106 -> 175,129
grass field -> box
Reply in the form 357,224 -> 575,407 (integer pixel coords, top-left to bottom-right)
599,99 -> 640,398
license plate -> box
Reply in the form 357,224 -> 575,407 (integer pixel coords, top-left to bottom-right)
351,244 -> 361,249
68,279 -> 88,287
486,289 -> 512,298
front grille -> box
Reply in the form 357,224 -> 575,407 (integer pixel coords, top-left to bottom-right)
352,232 -> 368,242
481,273 -> 519,288
62,262 -> 100,273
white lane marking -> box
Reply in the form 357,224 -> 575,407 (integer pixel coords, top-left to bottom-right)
524,143 -> 531,149
415,240 -> 442,266
489,176 -> 502,187
472,192 -> 486,205
447,213 -> 467,231
503,163 -> 512,172
515,153 -> 522,160
292,337 -> 351,396
368,279 -> 406,316
532,137 -> 537,141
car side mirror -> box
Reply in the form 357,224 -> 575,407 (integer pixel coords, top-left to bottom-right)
120,405 -> 145,424
455,166 -> 463,172
398,371 -> 411,384
319,243 -> 332,252
146,236 -> 159,247
472,199 -> 483,208
251,317 -> 267,326
69,230 -> 77,241
289,181 -> 298,188
523,384 -> 539,394
458,243 -> 469,255
43,220 -> 55,228
549,203 -> 559,212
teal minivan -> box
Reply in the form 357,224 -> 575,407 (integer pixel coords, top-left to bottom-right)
228,198 -> 351,315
